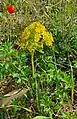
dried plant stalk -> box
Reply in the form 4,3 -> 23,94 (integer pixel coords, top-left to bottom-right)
0,88 -> 29,106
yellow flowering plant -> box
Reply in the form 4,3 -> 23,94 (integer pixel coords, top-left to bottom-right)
17,22 -> 54,110
17,22 -> 54,53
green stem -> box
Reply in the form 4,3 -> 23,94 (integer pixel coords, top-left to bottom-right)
72,88 -> 74,104
68,55 -> 74,104
71,66 -> 74,104
35,77 -> 39,111
31,52 -> 34,78
31,52 -> 39,110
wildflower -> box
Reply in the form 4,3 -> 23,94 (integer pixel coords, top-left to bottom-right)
34,33 -> 40,42
18,22 -> 54,53
35,27 -> 41,33
43,32 -> 54,46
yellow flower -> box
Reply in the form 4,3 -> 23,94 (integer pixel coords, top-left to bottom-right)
19,43 -> 25,48
34,33 -> 40,42
42,32 -> 54,46
17,21 -> 54,52
28,22 -> 36,29
26,31 -> 30,36
35,27 -> 41,33
39,25 -> 46,31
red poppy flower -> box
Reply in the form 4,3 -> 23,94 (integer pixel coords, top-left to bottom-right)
7,5 -> 15,13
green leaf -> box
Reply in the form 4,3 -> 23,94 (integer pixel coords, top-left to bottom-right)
0,12 -> 2,17
36,49 -> 44,54
12,73 -> 19,78
5,63 -> 9,69
17,78 -> 21,83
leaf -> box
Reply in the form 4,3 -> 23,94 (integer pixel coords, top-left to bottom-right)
17,78 -> 21,83
12,73 -> 19,78
33,116 -> 49,119
5,63 -> 9,69
36,49 -> 44,54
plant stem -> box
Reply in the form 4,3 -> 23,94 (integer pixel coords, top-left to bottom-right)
0,105 -> 32,113
71,65 -> 74,104
31,52 -> 39,110
31,52 -> 34,78
68,55 -> 74,104
35,77 -> 39,111
72,87 -> 74,104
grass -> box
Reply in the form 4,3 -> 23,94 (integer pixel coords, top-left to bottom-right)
0,0 -> 77,118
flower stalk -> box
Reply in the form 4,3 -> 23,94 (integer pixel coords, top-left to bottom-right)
31,51 -> 39,111
31,52 -> 35,78
17,21 -> 54,111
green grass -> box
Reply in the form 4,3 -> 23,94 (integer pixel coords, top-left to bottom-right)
0,0 -> 77,118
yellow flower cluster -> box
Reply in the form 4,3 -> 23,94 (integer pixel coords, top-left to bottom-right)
18,22 -> 54,52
